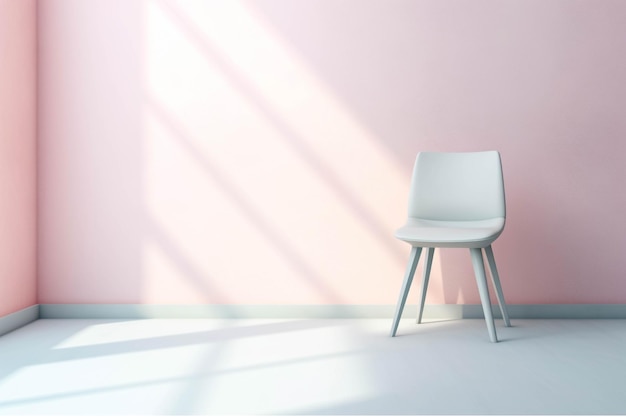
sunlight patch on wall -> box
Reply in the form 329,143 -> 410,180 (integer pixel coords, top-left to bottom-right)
142,0 -> 411,303
142,108 -> 324,303
166,0 -> 409,229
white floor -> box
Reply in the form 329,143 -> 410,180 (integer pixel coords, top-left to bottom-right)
0,318 -> 625,415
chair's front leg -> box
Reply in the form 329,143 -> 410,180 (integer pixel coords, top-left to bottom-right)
484,245 -> 511,327
470,248 -> 498,343
417,247 -> 434,324
390,246 -> 422,337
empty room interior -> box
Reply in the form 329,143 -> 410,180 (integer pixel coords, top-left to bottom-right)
1,0 -> 626,415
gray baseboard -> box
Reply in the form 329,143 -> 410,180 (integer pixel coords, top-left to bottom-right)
38,303 -> 626,319
0,305 -> 39,336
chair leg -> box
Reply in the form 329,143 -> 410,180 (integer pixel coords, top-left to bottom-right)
470,248 -> 498,343
417,247 -> 434,324
390,246 -> 422,337
484,245 -> 511,327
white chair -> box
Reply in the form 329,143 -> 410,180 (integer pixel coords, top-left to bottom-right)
390,151 -> 511,342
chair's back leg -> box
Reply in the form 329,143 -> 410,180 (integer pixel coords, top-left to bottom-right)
390,246 -> 422,337
484,245 -> 511,327
417,247 -> 434,324
470,248 -> 498,343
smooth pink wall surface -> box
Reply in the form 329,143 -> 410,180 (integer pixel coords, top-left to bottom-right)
0,0 -> 37,316
39,0 -> 626,305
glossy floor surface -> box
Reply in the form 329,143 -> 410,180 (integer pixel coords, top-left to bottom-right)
0,318 -> 625,415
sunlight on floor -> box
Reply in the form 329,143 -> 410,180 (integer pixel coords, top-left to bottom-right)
0,319 -> 378,414
1,319 -> 626,414
200,323 -> 377,414
51,319 -> 231,348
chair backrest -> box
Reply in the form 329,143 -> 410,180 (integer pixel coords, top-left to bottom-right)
407,151 -> 505,221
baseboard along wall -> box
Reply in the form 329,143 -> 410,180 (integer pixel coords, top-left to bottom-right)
2,303 -> 626,336
0,305 -> 39,336
37,303 -> 626,319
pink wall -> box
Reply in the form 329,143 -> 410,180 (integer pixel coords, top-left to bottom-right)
0,0 -> 37,316
38,0 -> 626,305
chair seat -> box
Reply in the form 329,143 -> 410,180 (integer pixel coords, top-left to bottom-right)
395,217 -> 505,248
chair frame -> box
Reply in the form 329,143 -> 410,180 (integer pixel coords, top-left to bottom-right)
390,245 -> 511,342
390,151 -> 511,342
